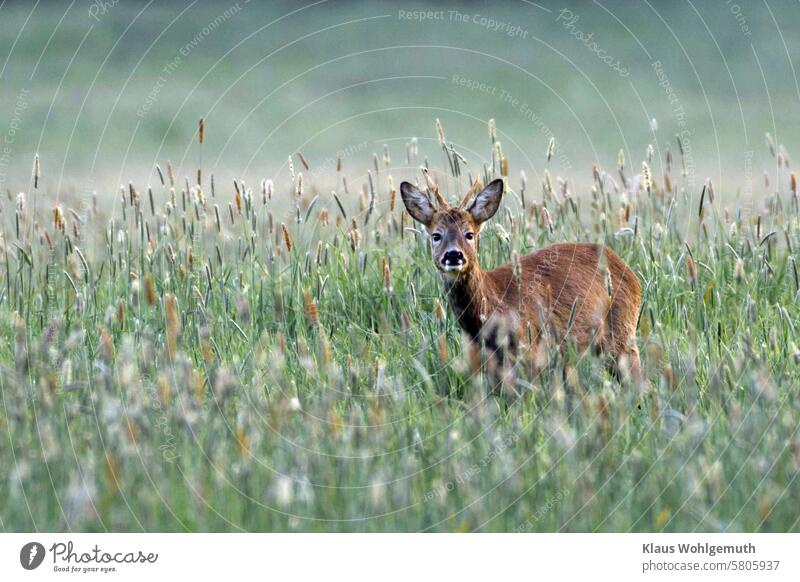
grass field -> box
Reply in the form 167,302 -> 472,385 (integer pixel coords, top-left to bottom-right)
0,116 -> 798,532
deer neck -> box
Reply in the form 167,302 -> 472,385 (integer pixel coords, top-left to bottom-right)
443,265 -> 495,339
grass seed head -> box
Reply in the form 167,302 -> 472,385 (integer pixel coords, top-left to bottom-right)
434,298 -> 446,322
382,258 -> 392,293
348,220 -> 361,250
117,298 -> 124,328
281,223 -> 293,252
435,118 -> 446,146
296,151 -> 310,171
53,206 -> 64,232
144,274 -> 156,306
388,175 -> 396,211
642,161 -> 652,195
303,289 -> 320,326
686,253 -> 697,287
99,326 -> 115,362
437,334 -> 449,364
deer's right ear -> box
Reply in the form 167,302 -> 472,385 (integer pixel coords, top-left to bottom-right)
400,182 -> 435,226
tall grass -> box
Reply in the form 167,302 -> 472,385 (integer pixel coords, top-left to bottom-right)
0,120 -> 798,532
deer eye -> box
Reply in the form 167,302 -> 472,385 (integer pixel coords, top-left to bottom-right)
431,233 -> 442,243
465,232 -> 475,241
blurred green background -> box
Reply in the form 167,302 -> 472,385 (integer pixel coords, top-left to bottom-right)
0,0 -> 798,198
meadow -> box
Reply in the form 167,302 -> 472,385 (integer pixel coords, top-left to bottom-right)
0,118 -> 798,532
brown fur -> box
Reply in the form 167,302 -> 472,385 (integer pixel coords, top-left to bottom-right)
401,179 -> 642,385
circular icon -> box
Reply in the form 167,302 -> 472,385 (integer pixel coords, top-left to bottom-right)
20,542 -> 46,570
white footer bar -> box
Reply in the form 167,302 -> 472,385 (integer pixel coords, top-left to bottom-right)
1,533 -> 797,581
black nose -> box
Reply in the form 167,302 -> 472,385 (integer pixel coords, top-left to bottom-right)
442,250 -> 464,265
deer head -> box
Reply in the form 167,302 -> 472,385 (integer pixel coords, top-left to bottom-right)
400,176 -> 504,279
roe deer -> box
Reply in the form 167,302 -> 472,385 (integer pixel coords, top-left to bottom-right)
400,176 -> 642,388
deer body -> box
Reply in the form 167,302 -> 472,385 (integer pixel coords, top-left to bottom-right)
401,178 -> 642,383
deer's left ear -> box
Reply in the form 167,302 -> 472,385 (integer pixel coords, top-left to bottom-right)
468,179 -> 504,224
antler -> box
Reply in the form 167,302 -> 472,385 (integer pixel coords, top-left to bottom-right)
422,167 -> 448,209
458,176 -> 483,209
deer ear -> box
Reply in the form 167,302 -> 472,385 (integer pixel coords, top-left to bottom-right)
400,181 -> 435,226
468,179 -> 504,224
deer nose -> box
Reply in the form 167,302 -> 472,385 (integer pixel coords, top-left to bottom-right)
442,250 -> 464,266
